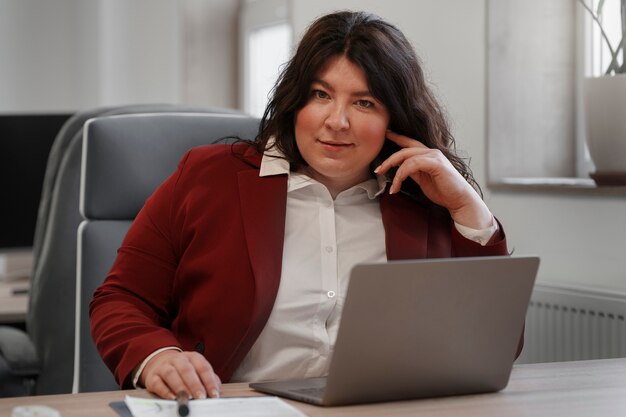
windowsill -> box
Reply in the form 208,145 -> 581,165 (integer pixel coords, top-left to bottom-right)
488,177 -> 626,195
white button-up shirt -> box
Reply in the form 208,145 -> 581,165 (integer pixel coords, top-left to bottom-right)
231,153 -> 388,382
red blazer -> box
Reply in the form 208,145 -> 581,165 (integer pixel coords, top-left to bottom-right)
90,144 -> 510,388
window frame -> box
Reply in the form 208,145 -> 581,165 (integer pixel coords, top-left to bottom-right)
238,0 -> 292,116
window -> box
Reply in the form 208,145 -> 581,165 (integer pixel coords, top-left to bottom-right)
239,0 -> 292,118
583,0 -> 624,77
246,23 -> 291,117
577,0 -> 624,177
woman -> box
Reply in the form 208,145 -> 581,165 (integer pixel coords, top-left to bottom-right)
90,11 -> 509,401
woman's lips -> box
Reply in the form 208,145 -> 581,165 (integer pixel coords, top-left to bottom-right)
317,139 -> 353,150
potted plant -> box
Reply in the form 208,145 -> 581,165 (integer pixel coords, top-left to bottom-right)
579,0 -> 626,185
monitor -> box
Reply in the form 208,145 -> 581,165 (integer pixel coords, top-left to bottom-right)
0,113 -> 73,249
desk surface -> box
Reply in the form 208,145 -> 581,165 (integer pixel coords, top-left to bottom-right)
0,277 -> 29,323
1,358 -> 626,416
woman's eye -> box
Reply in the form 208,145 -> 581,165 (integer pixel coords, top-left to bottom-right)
312,90 -> 329,99
356,99 -> 373,109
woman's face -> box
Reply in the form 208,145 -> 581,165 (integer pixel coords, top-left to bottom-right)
294,55 -> 390,194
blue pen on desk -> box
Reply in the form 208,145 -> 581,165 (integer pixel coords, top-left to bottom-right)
176,391 -> 190,417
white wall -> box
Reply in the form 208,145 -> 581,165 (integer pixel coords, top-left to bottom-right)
182,0 -> 239,109
0,0 -> 181,112
291,0 -> 626,292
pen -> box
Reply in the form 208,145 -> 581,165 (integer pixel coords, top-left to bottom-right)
176,391 -> 190,417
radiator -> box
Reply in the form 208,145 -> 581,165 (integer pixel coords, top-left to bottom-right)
516,282 -> 626,364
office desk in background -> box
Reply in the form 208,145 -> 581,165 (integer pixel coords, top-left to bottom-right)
0,277 -> 29,324
1,358 -> 626,416
0,250 -> 31,324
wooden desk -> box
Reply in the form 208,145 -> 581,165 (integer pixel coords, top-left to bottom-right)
1,358 -> 626,416
0,277 -> 29,324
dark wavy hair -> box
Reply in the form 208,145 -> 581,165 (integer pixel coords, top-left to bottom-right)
253,10 -> 481,197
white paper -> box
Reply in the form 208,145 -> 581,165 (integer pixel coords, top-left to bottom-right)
124,395 -> 309,417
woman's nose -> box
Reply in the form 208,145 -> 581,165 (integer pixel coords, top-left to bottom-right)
324,104 -> 349,131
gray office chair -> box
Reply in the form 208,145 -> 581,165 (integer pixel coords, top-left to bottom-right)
0,104 -> 237,397
76,112 -> 260,392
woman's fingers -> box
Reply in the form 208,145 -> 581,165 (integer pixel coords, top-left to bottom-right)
384,130 -> 425,148
190,352 -> 222,398
144,357 -> 186,399
142,350 -> 221,400
146,375 -> 176,400
389,153 -> 441,194
375,131 -> 472,204
380,131 -> 493,228
375,144 -> 447,195
375,131 -> 430,176
375,147 -> 432,176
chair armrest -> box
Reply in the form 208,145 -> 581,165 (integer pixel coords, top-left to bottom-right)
0,326 -> 40,376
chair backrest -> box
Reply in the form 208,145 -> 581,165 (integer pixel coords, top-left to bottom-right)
29,104 -> 236,395
75,112 -> 260,392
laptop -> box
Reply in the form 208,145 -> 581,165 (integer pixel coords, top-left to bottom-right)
250,255 -> 539,406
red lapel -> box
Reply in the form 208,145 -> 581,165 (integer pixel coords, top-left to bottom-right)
380,190 -> 453,259
236,147 -> 288,330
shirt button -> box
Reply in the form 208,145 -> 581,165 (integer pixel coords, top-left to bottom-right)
325,246 -> 333,253
327,290 -> 336,298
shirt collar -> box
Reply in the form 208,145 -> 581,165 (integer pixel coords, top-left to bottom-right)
259,138 -> 388,199
259,139 -> 290,177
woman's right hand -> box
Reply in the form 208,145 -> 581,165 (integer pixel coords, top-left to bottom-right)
139,350 -> 222,400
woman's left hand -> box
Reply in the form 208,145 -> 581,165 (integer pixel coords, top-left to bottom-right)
375,131 -> 493,230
